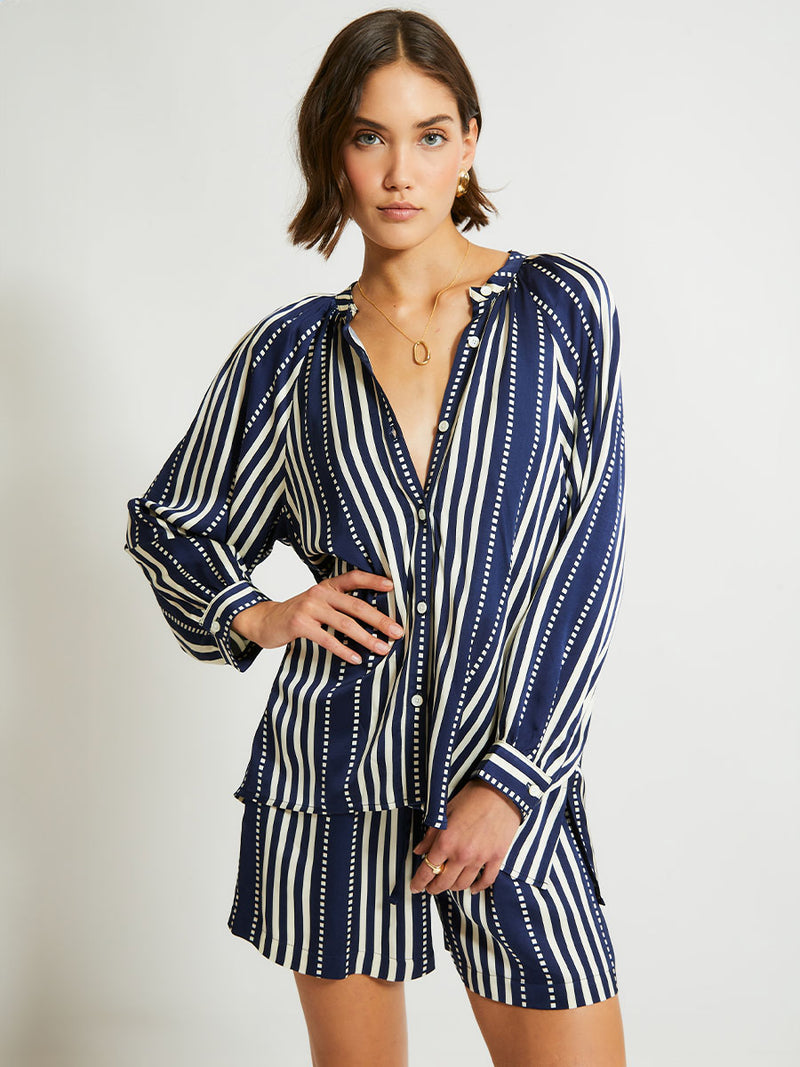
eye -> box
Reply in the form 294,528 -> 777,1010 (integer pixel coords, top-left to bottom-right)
354,131 -> 381,146
421,131 -> 447,147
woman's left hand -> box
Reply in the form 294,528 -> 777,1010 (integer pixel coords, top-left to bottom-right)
410,780 -> 524,895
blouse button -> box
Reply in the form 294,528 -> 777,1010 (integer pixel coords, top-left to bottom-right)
527,780 -> 538,795
418,506 -> 427,520
437,419 -> 449,432
480,285 -> 492,296
467,335 -> 480,348
210,620 -> 221,634
416,601 -> 427,614
411,694 -> 424,707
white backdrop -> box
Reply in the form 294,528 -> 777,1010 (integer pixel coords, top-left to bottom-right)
1,1 -> 798,1064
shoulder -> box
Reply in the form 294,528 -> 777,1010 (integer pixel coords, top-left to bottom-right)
221,291 -> 338,387
518,251 -> 619,362
519,251 -> 616,321
239,291 -> 338,359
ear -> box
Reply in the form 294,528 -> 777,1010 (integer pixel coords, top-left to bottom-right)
460,116 -> 479,172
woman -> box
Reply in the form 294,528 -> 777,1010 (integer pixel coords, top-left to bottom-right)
124,9 -> 627,1065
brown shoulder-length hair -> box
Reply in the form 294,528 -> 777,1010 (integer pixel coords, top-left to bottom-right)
287,9 -> 498,260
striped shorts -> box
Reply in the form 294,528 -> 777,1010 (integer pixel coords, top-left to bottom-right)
227,795 -> 618,1010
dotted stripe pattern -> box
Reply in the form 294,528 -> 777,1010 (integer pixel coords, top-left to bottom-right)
124,250 -> 625,894
227,798 -> 618,1008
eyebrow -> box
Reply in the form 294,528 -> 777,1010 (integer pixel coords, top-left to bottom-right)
351,113 -> 456,131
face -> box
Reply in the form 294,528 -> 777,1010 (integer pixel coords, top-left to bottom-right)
340,60 -> 478,251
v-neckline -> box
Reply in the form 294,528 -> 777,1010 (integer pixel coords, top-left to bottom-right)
340,250 -> 526,500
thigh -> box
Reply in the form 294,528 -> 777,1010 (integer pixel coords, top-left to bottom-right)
227,800 -> 436,982
433,813 -> 620,1010
293,972 -> 409,1067
465,987 -> 626,1067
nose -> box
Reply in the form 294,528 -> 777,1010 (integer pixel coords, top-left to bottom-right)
384,144 -> 413,191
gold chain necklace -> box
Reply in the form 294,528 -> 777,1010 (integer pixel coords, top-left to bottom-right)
355,239 -> 472,366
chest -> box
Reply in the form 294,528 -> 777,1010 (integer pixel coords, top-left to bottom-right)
349,298 -> 474,489
284,297 -> 569,579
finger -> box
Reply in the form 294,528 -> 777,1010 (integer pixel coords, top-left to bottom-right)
448,864 -> 487,893
424,861 -> 469,895
410,844 -> 446,894
409,829 -> 439,894
469,861 -> 502,893
300,600 -> 396,663
411,860 -> 444,894
327,574 -> 405,642
290,613 -> 367,665
279,585 -> 397,665
310,630 -> 365,665
412,827 -> 438,855
334,569 -> 395,594
320,590 -> 404,651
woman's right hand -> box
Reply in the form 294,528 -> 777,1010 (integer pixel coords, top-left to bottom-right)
229,569 -> 404,664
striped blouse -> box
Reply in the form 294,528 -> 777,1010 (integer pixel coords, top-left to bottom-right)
124,249 -> 626,888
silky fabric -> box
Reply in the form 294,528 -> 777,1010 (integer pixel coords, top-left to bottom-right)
124,250 -> 625,900
227,771 -> 618,1008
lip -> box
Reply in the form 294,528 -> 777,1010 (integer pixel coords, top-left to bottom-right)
378,202 -> 421,221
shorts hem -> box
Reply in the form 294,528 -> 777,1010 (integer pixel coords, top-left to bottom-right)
455,961 -> 619,1009
228,923 -> 435,982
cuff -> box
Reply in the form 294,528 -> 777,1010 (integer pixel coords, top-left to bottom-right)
471,740 -> 553,822
200,580 -> 271,671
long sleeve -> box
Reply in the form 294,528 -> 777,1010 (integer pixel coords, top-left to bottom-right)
470,267 -> 626,819
124,314 -> 295,672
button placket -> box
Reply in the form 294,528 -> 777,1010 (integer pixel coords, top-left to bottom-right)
409,503 -> 431,804
337,280 -> 507,817
405,311 -> 490,813
343,283 -> 488,505
420,305 -> 486,501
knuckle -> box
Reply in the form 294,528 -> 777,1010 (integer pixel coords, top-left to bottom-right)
454,846 -> 478,866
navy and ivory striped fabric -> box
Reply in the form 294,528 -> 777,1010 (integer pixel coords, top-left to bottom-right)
124,250 -> 626,890
227,779 -> 618,1006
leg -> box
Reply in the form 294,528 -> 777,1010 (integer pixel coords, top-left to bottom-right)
293,971 -> 409,1067
432,808 -> 624,1064
465,986 -> 626,1067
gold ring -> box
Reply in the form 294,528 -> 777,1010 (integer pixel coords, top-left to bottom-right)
422,852 -> 447,876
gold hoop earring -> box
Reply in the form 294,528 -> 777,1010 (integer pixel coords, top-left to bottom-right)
455,169 -> 470,197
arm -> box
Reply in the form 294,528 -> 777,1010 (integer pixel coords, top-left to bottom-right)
470,263 -> 626,819
124,316 -> 295,671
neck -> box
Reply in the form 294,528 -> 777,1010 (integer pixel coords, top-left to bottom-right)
358,227 -> 471,306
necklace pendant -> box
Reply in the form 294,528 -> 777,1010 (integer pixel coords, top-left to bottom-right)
413,340 -> 431,365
